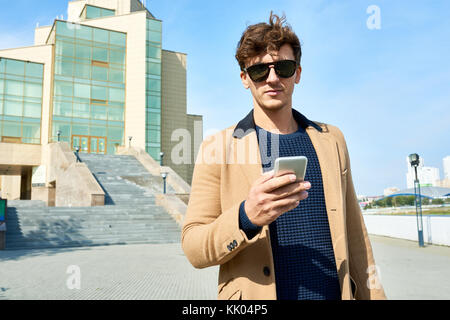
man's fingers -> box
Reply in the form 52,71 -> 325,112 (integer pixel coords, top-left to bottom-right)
273,169 -> 295,178
262,173 -> 297,193
259,170 -> 275,183
270,181 -> 311,200
271,191 -> 309,213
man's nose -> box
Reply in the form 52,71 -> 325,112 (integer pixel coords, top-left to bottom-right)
266,65 -> 280,83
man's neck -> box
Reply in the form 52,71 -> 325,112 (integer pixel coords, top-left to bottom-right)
254,105 -> 298,134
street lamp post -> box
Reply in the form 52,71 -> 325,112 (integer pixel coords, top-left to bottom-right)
408,153 -> 425,247
160,152 -> 164,166
75,146 -> 81,162
161,172 -> 168,194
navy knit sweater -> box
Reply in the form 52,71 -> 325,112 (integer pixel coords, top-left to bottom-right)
239,124 -> 341,300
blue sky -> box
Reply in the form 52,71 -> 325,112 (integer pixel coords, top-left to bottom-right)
0,0 -> 449,196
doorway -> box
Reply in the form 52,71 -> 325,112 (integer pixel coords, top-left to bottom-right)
71,135 -> 107,154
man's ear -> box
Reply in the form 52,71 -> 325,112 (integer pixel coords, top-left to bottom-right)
295,66 -> 302,84
240,71 -> 250,89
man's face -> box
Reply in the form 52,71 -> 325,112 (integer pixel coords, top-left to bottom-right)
240,43 -> 302,112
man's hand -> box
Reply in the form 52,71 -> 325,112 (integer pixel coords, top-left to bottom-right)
244,170 -> 311,227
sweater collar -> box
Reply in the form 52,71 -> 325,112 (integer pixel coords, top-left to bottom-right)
232,108 -> 323,139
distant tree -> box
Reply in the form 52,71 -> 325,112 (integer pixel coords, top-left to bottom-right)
389,195 -> 416,207
386,197 -> 392,207
406,196 -> 416,206
432,198 -> 445,205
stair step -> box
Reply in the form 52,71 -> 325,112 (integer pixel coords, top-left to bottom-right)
5,238 -> 180,250
4,152 -> 183,250
6,228 -> 181,240
6,220 -> 179,228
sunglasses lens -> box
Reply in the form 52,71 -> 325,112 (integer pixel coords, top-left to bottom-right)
247,64 -> 270,82
246,60 -> 297,82
276,60 -> 297,78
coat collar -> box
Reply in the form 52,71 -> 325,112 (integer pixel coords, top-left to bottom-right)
232,108 -> 323,139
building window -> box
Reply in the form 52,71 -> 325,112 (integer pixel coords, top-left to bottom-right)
145,18 -> 162,160
0,58 -> 43,144
51,21 -> 126,154
81,5 -> 115,20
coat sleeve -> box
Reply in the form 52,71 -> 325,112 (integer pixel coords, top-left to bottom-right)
336,129 -> 387,300
181,138 -> 262,269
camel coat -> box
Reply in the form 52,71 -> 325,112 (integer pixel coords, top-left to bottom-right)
182,109 -> 386,300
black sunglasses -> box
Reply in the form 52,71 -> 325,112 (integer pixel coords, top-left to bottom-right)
243,60 -> 298,82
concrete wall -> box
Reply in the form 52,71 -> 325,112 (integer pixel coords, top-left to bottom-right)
0,143 -> 42,200
363,214 -> 450,246
47,142 -> 105,206
68,1 -> 87,22
161,50 -> 203,185
161,50 -> 188,182
55,162 -> 104,207
185,114 -> 203,185
34,26 -> 53,45
0,143 -> 41,166
1,176 -> 21,200
31,186 -> 55,206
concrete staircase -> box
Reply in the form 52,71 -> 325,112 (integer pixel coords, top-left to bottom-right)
5,154 -> 181,250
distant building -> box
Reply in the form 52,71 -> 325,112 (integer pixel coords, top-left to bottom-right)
406,156 -> 440,188
433,156 -> 450,187
444,156 -> 450,180
381,186 -> 450,200
437,178 -> 450,188
357,194 -> 382,208
384,187 -> 400,197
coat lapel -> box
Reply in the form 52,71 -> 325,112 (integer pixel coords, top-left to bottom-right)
236,130 -> 264,187
306,126 -> 348,293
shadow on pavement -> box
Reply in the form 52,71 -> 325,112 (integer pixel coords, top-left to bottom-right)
2,207 -> 96,261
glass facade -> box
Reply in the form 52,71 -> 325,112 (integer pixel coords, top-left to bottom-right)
52,21 -> 126,154
0,58 -> 43,144
82,5 -> 115,20
146,18 -> 162,161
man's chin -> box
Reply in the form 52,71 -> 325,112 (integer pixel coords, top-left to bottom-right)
258,102 -> 288,112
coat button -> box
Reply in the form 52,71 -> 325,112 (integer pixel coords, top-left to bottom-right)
233,240 -> 238,247
227,245 -> 232,252
263,266 -> 271,277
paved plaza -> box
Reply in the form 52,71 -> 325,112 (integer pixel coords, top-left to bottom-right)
0,235 -> 449,300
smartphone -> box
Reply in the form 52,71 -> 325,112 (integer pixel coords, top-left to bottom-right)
274,156 -> 308,181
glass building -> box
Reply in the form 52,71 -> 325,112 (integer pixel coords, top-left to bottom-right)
0,59 -> 43,145
145,18 -> 162,160
51,20 -> 126,155
0,0 -> 202,200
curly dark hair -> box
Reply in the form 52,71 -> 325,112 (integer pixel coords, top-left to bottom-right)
235,12 -> 302,71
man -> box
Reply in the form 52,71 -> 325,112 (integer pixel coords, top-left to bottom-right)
182,12 -> 386,300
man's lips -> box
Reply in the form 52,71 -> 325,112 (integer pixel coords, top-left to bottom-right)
265,89 -> 283,96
